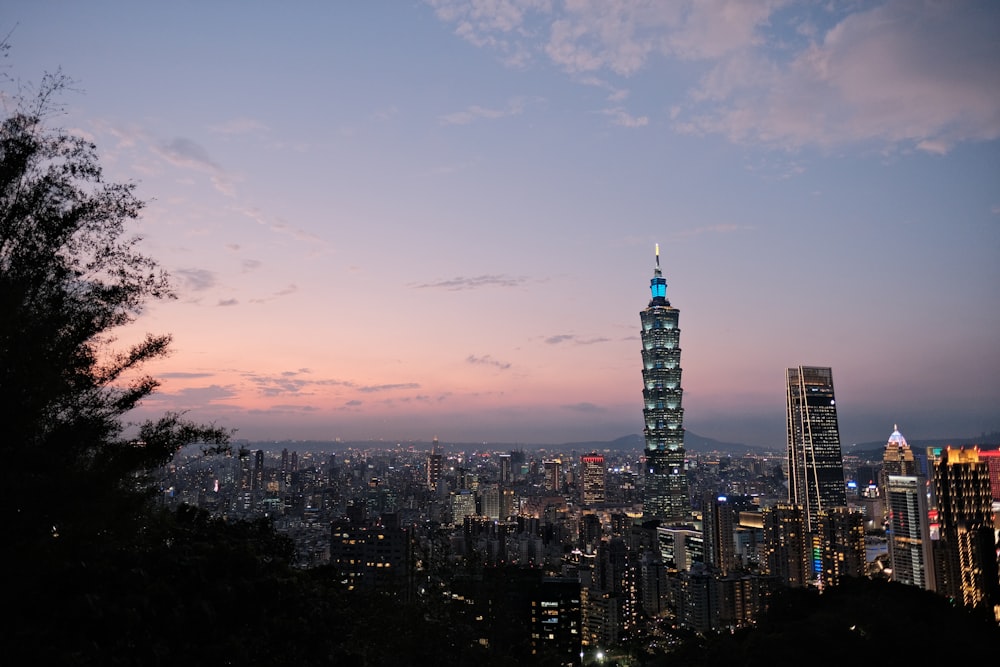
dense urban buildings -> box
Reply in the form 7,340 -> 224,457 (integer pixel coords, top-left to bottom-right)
640,245 -> 689,522
932,446 -> 1000,617
148,251 -> 1000,657
785,365 -> 847,532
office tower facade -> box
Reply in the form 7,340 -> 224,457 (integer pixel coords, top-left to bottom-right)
703,494 -> 737,576
785,366 -> 847,532
882,425 -> 917,479
498,452 -> 513,485
932,447 -> 999,616
544,459 -> 563,493
640,245 -> 689,522
581,452 -> 607,506
886,473 -> 936,591
426,438 -> 443,491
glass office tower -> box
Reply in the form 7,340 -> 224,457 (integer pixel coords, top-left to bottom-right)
785,365 -> 846,532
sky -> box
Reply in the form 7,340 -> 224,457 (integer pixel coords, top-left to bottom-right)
5,1 -> 999,449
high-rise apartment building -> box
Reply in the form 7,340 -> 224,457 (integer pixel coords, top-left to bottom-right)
426,437 -> 443,491
886,473 -> 935,591
640,245 -> 688,522
581,452 -> 607,506
785,366 -> 847,532
761,503 -> 809,588
703,494 -> 737,576
932,446 -> 999,617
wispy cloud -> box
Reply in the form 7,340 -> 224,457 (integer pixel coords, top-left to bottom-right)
249,284 -> 298,304
430,0 -> 1000,153
357,383 -> 422,393
174,268 -> 217,292
545,334 -> 611,346
413,274 -> 527,290
602,107 -> 648,128
234,205 -> 327,246
440,97 -> 527,125
153,137 -> 236,195
562,402 -> 604,413
466,354 -> 512,370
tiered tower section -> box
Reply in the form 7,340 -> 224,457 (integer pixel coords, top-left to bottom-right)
640,245 -> 688,522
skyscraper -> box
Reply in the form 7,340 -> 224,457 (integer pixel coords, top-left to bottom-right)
932,446 -> 999,616
581,452 -> 607,506
640,244 -> 688,522
785,366 -> 846,532
886,473 -> 935,591
426,437 -> 443,491
881,424 -> 936,591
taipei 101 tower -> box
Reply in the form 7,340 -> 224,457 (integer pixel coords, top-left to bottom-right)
640,245 -> 689,522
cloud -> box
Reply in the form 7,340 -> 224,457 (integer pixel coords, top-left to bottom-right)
466,354 -> 512,370
235,205 -> 327,245
602,107 -> 648,127
168,384 -> 239,404
153,137 -> 236,195
413,274 -> 527,290
249,283 -> 299,304
159,372 -> 215,379
562,401 -> 604,413
175,268 -> 216,292
357,383 -> 422,393
217,298 -> 239,307
430,0 -> 1000,153
680,1 -> 1000,151
440,98 -> 527,125
545,334 -> 610,345
155,137 -> 221,171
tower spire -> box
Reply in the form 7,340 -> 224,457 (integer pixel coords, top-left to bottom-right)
649,243 -> 667,303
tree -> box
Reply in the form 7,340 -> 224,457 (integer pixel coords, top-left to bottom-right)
0,70 -> 229,551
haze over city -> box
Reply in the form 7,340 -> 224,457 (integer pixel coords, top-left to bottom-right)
8,1 -> 999,448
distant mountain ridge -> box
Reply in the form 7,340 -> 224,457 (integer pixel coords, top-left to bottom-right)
845,433 -> 1000,461
244,430 -> 771,455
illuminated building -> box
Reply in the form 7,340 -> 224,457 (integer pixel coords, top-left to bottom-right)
581,453 -> 607,506
544,459 -> 563,493
977,448 -> 1000,502
329,517 -> 412,600
932,446 -> 1000,616
426,437 -> 443,491
882,424 -> 917,480
886,473 -> 936,591
703,495 -> 737,576
761,503 -> 808,587
785,366 -> 847,532
640,244 -> 689,522
812,507 -> 865,589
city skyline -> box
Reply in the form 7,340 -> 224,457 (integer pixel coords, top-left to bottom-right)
7,1 -> 999,448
